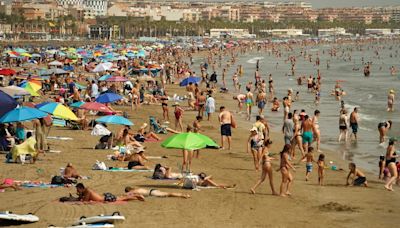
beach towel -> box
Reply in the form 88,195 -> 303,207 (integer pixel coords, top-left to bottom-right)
22,183 -> 63,188
102,168 -> 153,172
47,136 -> 73,140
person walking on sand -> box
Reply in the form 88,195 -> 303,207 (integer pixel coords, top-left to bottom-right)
312,110 -> 321,152
218,106 -> 234,150
247,127 -> 263,171
384,139 -> 398,191
278,144 -> 295,197
256,89 -> 267,116
301,115 -> 314,155
205,93 -> 215,121
245,88 -> 254,121
250,140 -> 277,195
349,107 -> 359,141
300,146 -> 315,181
317,154 -> 325,186
173,103 -> 184,132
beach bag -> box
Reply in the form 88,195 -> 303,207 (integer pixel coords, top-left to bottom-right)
92,161 -> 107,170
51,176 -> 64,185
183,175 -> 197,189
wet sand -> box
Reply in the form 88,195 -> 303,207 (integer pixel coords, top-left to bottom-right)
0,82 -> 399,227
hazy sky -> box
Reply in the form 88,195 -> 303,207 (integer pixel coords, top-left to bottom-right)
268,0 -> 400,8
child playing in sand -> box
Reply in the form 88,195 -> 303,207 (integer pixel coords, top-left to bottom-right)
317,154 -> 325,186
301,146 -> 315,181
346,163 -> 368,187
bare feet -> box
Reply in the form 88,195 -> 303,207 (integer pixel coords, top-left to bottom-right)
384,185 -> 393,191
250,188 -> 256,194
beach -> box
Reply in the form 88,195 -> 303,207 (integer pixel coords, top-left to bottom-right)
0,38 -> 399,227
0,84 -> 399,227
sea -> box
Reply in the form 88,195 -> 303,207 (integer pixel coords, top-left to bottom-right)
195,39 -> 400,173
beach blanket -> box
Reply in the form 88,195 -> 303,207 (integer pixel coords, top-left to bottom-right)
47,136 -> 73,141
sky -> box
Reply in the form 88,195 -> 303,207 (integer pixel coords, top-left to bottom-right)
268,0 -> 400,8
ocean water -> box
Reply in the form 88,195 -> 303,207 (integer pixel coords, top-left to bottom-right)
196,39 -> 400,173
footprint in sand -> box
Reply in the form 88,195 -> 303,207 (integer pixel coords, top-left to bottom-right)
318,202 -> 360,212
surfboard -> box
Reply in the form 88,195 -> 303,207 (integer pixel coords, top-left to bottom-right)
0,211 -> 39,223
73,212 -> 125,225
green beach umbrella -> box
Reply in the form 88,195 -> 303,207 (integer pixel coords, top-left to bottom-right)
161,132 -> 219,150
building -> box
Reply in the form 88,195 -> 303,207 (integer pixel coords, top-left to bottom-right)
318,28 -> 348,37
107,3 -> 127,17
83,0 -> 108,19
56,0 -> 84,8
260,29 -> 304,37
365,29 -> 392,36
88,24 -> 119,39
209,28 -> 253,39
0,1 -> 12,15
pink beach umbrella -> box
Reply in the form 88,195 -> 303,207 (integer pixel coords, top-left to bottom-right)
106,76 -> 128,82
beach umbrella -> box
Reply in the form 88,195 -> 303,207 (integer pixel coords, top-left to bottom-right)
14,48 -> 28,53
48,60 -> 63,66
96,115 -> 133,126
70,101 -> 85,108
98,74 -> 112,81
106,76 -> 128,82
75,83 -> 86,90
19,80 -> 42,93
31,53 -> 42,58
0,68 -> 16,76
0,106 -> 47,123
0,91 -> 18,118
81,102 -> 112,112
161,132 -> 219,150
92,62 -> 112,73
36,102 -> 78,121
0,85 -> 31,97
179,76 -> 201,87
95,92 -> 123,103
21,53 -> 32,58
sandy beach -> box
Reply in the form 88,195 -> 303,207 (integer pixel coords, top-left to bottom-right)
1,79 -> 399,227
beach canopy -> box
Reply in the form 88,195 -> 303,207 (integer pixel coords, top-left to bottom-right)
0,106 -> 47,123
0,91 -> 18,118
179,76 -> 201,87
96,115 -> 133,126
0,68 -> 16,76
0,85 -> 31,97
81,102 -> 112,112
161,132 -> 219,150
95,92 -> 123,103
36,102 -> 78,121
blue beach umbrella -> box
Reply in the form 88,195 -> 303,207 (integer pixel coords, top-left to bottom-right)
0,106 -> 47,123
179,77 -> 201,86
70,101 -> 85,108
95,92 -> 123,103
98,74 -> 112,81
96,115 -> 133,126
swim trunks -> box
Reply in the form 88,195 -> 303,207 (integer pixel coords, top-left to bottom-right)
257,101 -> 265,109
302,131 -> 313,144
353,177 -> 366,186
220,124 -> 232,136
350,123 -> 358,133
306,163 -> 313,172
103,192 -> 117,202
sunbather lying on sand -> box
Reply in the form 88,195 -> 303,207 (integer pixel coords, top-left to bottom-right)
75,183 -> 144,202
196,172 -> 236,189
0,178 -> 22,191
152,164 -> 183,179
125,186 -> 190,199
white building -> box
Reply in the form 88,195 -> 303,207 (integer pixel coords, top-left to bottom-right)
209,29 -> 254,39
260,29 -> 303,37
56,0 -> 84,7
365,29 -> 392,36
83,0 -> 108,19
318,28 -> 348,37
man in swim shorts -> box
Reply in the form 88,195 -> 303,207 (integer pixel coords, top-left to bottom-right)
301,115 -> 315,154
349,107 -> 359,141
218,106 -> 234,150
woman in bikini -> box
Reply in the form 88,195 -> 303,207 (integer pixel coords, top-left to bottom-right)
250,140 -> 277,195
312,110 -> 321,152
291,115 -> 305,158
378,120 -> 392,144
384,140 -> 398,191
247,127 -> 263,171
245,88 -> 253,121
196,172 -> 236,189
278,144 -> 295,197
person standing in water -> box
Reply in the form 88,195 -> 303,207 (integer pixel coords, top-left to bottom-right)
387,90 -> 395,112
349,107 -> 359,141
312,110 -> 321,152
338,110 -> 349,142
245,88 -> 254,121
